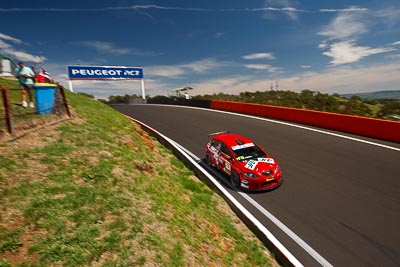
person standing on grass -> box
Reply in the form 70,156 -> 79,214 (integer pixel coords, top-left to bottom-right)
15,61 -> 35,108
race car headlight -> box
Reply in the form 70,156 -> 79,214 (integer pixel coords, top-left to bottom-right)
244,172 -> 259,178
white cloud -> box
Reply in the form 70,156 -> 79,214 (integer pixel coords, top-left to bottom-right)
146,65 -> 185,77
391,41 -> 400,46
244,64 -> 270,70
244,64 -> 280,72
318,42 -> 328,49
190,63 -> 400,96
301,65 -> 311,68
322,41 -> 395,65
215,32 -> 226,38
0,40 -> 11,50
10,51 -> 46,63
77,41 -> 131,55
0,4 -> 307,15
318,9 -> 397,65
318,12 -> 367,40
243,53 -> 275,60
183,58 -> 225,72
320,7 -> 368,13
373,8 -> 400,27
191,76 -> 254,95
0,33 -> 22,44
262,0 -> 303,20
0,37 -> 45,63
385,54 -> 400,59
279,63 -> 400,94
75,41 -> 159,56
146,58 -> 227,78
0,5 -> 208,13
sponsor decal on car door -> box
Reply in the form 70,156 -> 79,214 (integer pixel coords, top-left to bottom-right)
221,155 -> 231,175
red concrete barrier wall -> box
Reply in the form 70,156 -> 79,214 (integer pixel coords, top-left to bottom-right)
210,100 -> 400,143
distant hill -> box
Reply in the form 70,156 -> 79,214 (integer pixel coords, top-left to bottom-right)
341,90 -> 400,100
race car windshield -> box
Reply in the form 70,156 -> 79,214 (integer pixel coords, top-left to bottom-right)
233,146 -> 265,161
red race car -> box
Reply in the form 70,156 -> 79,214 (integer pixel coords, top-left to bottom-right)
205,132 -> 282,191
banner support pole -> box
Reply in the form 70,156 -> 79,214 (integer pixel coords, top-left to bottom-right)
68,80 -> 74,92
141,79 -> 145,100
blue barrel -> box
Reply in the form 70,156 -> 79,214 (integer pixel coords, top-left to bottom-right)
34,83 -> 57,114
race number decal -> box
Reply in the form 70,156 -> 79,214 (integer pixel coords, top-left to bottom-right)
225,161 -> 231,171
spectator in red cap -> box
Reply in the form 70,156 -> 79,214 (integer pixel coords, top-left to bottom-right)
37,68 -> 53,83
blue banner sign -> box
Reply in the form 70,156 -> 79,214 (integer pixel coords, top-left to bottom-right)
67,65 -> 143,80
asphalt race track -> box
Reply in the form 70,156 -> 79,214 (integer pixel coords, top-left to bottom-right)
112,104 -> 400,267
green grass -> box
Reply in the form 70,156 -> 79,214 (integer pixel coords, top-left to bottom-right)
0,79 -> 278,266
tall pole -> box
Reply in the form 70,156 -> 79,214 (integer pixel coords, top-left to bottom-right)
141,79 -> 145,100
68,80 -> 74,92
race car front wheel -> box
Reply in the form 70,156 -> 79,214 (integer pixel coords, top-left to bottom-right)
230,170 -> 241,188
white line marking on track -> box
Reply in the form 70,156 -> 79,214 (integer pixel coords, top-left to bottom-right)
239,192 -> 333,267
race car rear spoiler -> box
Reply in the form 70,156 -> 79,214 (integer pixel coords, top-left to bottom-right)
208,130 -> 230,137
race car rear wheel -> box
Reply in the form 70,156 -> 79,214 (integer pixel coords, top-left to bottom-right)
230,170 -> 241,188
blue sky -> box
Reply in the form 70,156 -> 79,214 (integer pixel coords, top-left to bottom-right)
1,0 -> 400,99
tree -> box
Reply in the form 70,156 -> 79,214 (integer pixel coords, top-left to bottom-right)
377,100 -> 400,118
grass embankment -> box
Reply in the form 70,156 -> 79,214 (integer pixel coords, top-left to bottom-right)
0,89 -> 278,266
